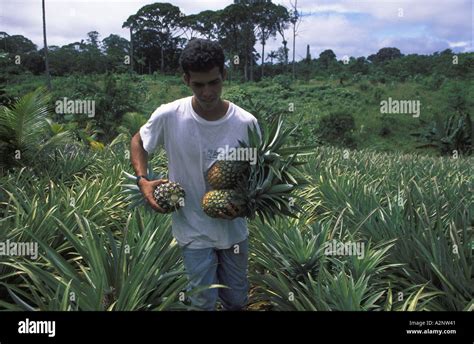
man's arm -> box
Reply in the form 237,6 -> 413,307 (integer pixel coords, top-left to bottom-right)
130,132 -> 149,177
130,132 -> 168,213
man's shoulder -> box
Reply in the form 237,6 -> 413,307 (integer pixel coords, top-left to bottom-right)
149,96 -> 190,119
229,101 -> 258,124
157,96 -> 190,113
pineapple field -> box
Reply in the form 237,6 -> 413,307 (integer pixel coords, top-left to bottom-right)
0,87 -> 472,311
2,3 -> 474,342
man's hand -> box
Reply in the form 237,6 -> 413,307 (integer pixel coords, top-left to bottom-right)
139,178 -> 169,213
217,204 -> 242,220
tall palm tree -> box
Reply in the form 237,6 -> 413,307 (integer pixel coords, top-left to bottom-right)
267,51 -> 278,65
42,0 -> 52,90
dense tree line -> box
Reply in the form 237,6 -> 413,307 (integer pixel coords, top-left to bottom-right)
1,1 -> 473,83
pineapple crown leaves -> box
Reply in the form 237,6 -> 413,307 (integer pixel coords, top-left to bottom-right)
122,162 -> 164,184
228,115 -> 318,222
120,162 -> 165,211
246,115 -> 318,158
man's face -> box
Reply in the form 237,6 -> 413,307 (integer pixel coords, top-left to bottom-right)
183,66 -> 226,110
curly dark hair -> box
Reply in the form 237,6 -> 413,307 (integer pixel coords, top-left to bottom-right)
179,38 -> 225,76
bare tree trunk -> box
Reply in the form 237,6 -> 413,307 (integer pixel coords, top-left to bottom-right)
129,27 -> 134,73
292,0 -> 298,80
244,55 -> 249,82
292,22 -> 296,79
250,49 -> 254,81
261,39 -> 265,79
160,46 -> 164,73
42,0 -> 52,90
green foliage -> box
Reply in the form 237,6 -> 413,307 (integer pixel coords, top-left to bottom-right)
372,86 -> 384,102
0,144 -> 220,311
1,209 -> 188,311
423,73 -> 446,91
0,88 -> 74,174
294,147 -> 473,311
315,110 -> 356,148
0,113 -> 472,311
319,49 -> 337,69
117,112 -> 147,137
249,215 -> 449,311
272,74 -> 293,90
47,73 -> 141,143
368,47 -> 403,64
443,81 -> 470,113
93,73 -> 140,141
224,86 -> 278,123
413,111 -> 473,156
357,81 -> 371,92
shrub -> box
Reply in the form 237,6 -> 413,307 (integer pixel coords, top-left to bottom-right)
358,82 -> 371,92
315,110 -> 356,148
273,74 -> 293,90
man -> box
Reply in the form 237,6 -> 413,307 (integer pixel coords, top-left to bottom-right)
130,39 -> 260,311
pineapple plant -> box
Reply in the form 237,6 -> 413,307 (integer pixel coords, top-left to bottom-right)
122,163 -> 185,213
201,116 -> 315,221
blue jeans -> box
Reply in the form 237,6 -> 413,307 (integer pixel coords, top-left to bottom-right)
181,239 -> 249,311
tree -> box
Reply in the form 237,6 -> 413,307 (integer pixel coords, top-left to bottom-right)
181,14 -> 201,40
42,0 -> 52,90
218,3 -> 256,81
0,33 -> 36,54
46,44 -> 81,75
368,47 -> 403,64
86,31 -> 100,49
0,33 -> 42,75
349,56 -> 369,75
274,5 -> 290,70
289,0 -> 302,79
122,14 -> 139,73
275,46 -> 289,65
319,49 -> 336,69
181,11 -> 220,41
254,1 -> 284,78
122,3 -> 184,72
267,50 -> 278,64
103,34 -> 130,72
194,10 -> 220,40
81,31 -> 106,73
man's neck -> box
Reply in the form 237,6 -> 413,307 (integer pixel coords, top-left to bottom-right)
192,96 -> 229,121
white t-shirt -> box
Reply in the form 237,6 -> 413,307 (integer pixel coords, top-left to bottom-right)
139,96 -> 259,249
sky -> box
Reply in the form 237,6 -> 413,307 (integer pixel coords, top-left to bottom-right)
0,0 -> 472,61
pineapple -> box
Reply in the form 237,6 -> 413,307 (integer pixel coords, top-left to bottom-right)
153,181 -> 185,213
207,160 -> 249,189
201,116 -> 315,221
121,164 -> 185,213
201,189 -> 246,218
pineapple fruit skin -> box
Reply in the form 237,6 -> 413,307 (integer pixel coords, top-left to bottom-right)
207,160 -> 249,189
201,189 -> 244,218
153,182 -> 185,213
